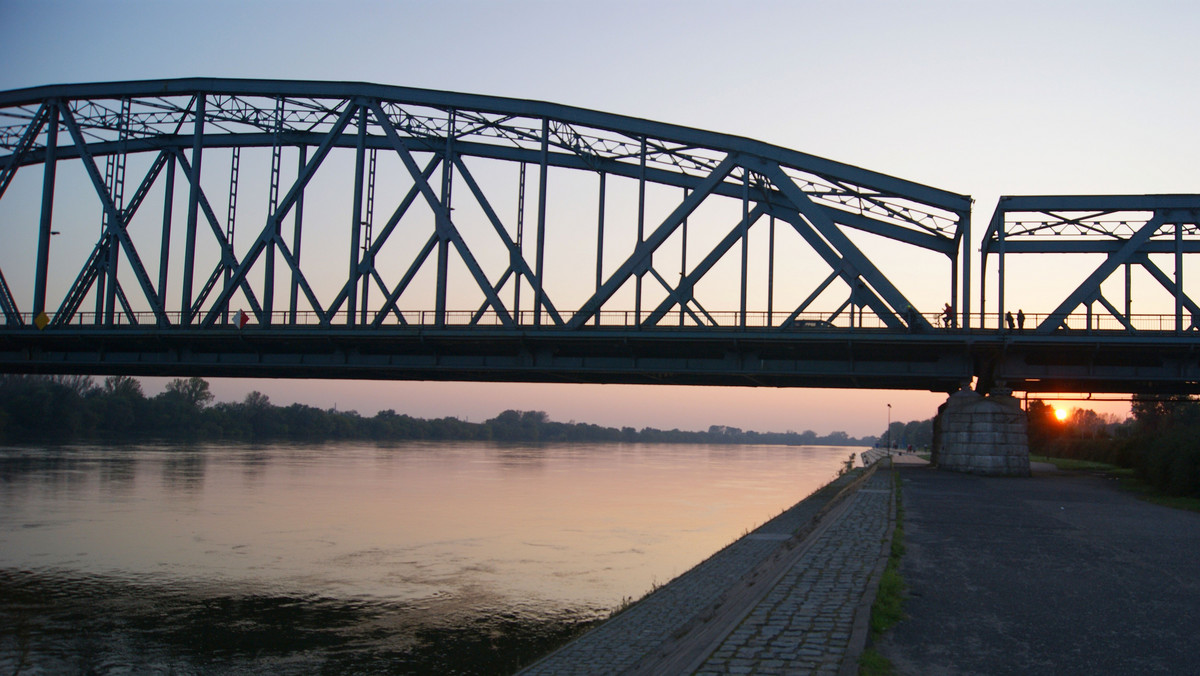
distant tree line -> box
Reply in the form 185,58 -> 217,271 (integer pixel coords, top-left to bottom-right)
1028,394 -> 1200,497
0,375 -> 877,447
875,418 -> 934,450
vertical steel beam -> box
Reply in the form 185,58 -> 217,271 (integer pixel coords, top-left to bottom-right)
534,119 -> 549,327
264,99 -> 283,325
1125,262 -> 1132,321
960,209 -> 970,330
515,162 -> 525,319
181,95 -> 205,325
289,146 -> 307,324
635,137 -> 646,325
33,102 -> 59,317
1176,215 -> 1184,333
222,147 -> 240,324
360,148 -> 376,326
681,186 -> 689,327
997,219 -> 1006,333
595,171 -> 605,326
435,110 -> 455,327
740,170 -> 749,328
348,105 -> 367,325
767,214 -> 775,326
157,156 -> 175,318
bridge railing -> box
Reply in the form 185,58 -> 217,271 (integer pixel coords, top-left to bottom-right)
2,309 -> 1194,333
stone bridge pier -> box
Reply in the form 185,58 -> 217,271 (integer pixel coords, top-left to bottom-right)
932,387 -> 1031,476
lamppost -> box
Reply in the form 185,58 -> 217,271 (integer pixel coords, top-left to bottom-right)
886,403 -> 892,455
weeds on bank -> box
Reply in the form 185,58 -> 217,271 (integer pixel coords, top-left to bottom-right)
860,468 -> 905,676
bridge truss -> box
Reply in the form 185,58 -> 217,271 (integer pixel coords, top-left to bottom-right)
0,79 -> 970,332
0,79 -> 1196,394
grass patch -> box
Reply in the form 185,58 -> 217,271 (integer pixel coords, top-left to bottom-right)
1031,455 -> 1200,513
1111,472 -> 1200,513
1029,455 -> 1120,472
860,468 -> 905,675
859,647 -> 893,676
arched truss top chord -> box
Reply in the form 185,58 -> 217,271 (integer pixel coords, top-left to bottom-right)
0,78 -> 971,332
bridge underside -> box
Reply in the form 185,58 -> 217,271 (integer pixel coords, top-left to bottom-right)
2,329 -> 1197,395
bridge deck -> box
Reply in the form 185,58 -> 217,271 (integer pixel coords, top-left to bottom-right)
2,324 -> 1197,394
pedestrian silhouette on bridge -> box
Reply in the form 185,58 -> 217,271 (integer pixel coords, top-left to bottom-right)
941,303 -> 955,328
1017,309 -> 1026,331
1005,311 -> 1015,330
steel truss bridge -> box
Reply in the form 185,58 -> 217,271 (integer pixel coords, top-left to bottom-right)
0,79 -> 1197,394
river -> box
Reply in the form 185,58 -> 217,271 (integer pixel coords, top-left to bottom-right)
0,441 -> 862,674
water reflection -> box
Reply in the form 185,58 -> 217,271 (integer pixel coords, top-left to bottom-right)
98,453 -> 137,495
162,451 -> 207,495
0,568 -> 594,675
0,441 -> 860,673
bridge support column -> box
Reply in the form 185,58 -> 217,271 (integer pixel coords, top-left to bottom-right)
932,387 -> 1030,477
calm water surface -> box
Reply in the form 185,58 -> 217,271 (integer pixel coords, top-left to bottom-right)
0,441 -> 861,674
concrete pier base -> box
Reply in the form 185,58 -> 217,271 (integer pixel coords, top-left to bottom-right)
932,388 -> 1030,476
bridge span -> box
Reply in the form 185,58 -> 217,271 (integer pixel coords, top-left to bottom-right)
0,79 -> 1197,394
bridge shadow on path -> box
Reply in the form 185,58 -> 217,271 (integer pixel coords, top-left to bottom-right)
878,461 -> 1200,675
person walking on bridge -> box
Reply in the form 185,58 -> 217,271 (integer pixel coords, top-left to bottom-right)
1005,311 -> 1015,330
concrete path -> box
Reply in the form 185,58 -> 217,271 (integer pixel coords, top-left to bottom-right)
520,461 -> 896,675
877,461 -> 1200,675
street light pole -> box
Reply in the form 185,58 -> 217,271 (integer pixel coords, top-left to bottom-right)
887,403 -> 892,455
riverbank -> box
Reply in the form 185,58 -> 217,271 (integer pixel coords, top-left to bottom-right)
520,457 -> 896,674
874,460 -> 1200,675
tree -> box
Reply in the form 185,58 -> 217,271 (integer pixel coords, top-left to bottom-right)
103,375 -> 144,398
1131,394 -> 1200,433
165,377 -> 214,409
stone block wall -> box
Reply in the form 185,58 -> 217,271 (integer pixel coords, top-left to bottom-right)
932,388 -> 1031,477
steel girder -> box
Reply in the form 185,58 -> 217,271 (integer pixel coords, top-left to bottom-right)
0,79 -> 971,338
981,195 -> 1200,336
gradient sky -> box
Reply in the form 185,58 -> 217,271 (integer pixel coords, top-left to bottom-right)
2,0 -> 1196,435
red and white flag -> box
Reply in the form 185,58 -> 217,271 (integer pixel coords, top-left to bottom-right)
238,310 -> 250,329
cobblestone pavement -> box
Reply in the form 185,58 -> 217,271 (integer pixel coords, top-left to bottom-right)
693,472 -> 892,675
520,464 -> 894,676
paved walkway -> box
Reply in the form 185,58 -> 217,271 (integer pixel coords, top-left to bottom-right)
520,460 -> 896,675
877,461 -> 1200,675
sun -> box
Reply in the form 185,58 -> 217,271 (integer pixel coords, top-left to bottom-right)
1054,407 -> 1069,422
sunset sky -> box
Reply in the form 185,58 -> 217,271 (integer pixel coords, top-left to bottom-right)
1,1 -> 1196,435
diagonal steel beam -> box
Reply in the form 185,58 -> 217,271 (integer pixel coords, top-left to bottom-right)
0,268 -> 21,324
1094,293 -> 1135,332
780,269 -> 841,328
0,102 -> 49,202
767,207 -> 896,328
643,203 -> 767,326
1134,254 -> 1200,323
369,268 -> 407,325
52,242 -> 104,325
367,99 -> 514,327
567,153 -> 739,329
371,232 -> 439,327
323,155 -> 440,319
266,234 -> 326,324
58,104 -> 168,323
1036,213 -> 1167,334
453,156 -> 564,325
758,160 -> 925,330
172,152 -> 263,318
201,98 -> 360,328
